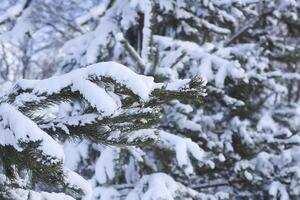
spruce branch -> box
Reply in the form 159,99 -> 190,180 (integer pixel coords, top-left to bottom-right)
141,0 -> 158,75
8,71 -> 206,123
116,33 -> 146,74
0,141 -> 88,198
169,50 -> 187,69
40,108 -> 161,145
180,7 -> 231,35
224,7 -> 274,46
2,72 -> 206,148
270,48 -> 300,63
0,63 -> 207,197
0,141 -> 65,190
35,74 -> 206,144
149,75 -> 206,106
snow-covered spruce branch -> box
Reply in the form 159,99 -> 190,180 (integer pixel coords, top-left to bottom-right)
41,109 -> 161,145
2,62 -> 205,145
271,47 -> 300,63
116,33 -> 146,74
0,61 -> 205,199
0,103 -> 91,199
115,0 -> 158,76
179,7 -> 231,35
224,7 -> 275,47
140,0 -> 158,76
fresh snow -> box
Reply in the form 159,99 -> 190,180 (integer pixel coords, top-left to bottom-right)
0,103 -> 64,161
17,62 -> 156,117
64,168 -> 93,198
95,147 -> 119,184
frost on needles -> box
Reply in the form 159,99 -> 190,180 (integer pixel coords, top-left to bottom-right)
0,61 -> 206,199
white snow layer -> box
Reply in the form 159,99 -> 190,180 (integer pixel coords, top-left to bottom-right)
95,147 -> 119,184
0,103 -> 93,197
17,62 -> 156,116
0,103 -> 64,161
64,168 -> 93,198
6,188 -> 75,200
154,35 -> 246,87
92,186 -> 120,200
159,131 -> 211,175
126,173 -> 199,200
165,79 -> 190,91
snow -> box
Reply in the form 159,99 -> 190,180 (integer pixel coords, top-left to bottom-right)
154,35 -> 246,87
141,0 -> 153,66
126,173 -> 199,200
2,0 -> 299,199
62,1 -> 129,66
165,79 -> 190,91
72,79 -> 117,115
64,168 -> 93,198
92,186 -> 120,200
253,152 -> 274,177
126,129 -> 159,143
269,181 -> 289,200
51,113 -> 99,127
84,20 -> 116,64
95,147 -> 119,184
7,188 -> 75,200
39,113 -> 99,136
18,62 -> 155,101
257,112 -> 277,133
75,4 -> 106,25
118,1 -> 139,30
0,103 -> 92,198
13,93 -> 46,107
0,3 -> 33,43
0,0 -> 27,24
27,191 -> 75,200
159,131 -> 209,175
244,171 -> 253,181
16,62 -> 157,117
128,147 -> 145,162
0,103 -> 64,161
200,19 -> 231,34
62,32 -> 94,66
64,140 -> 89,171
139,174 -> 175,200
157,1 -> 173,12
199,57 -> 213,82
218,154 -> 226,162
115,32 -> 125,41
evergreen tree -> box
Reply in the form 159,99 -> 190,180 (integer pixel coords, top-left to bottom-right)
0,0 -> 300,199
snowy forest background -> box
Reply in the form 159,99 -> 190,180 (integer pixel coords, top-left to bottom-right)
0,0 -> 300,199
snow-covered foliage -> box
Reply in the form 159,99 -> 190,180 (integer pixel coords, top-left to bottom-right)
0,0 -> 300,199
0,60 -> 205,198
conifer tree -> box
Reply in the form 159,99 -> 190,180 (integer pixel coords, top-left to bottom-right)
0,0 -> 300,199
